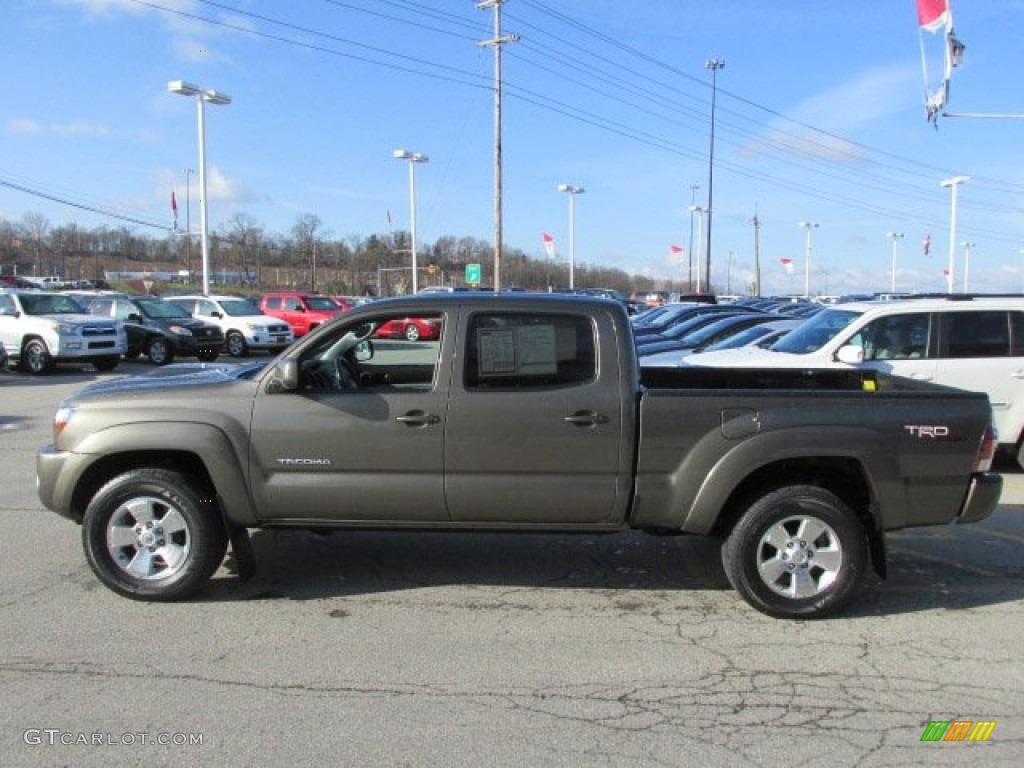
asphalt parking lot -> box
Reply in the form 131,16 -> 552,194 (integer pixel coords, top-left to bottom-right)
1,361 -> 1022,767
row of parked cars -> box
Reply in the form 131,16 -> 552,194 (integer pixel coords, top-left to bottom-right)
634,293 -> 1024,462
0,286 -> 444,375
0,289 -> 366,374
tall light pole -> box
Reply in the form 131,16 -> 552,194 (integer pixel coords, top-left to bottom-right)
886,231 -> 904,293
689,205 -> 707,292
704,58 -> 725,293
393,149 -> 429,294
557,184 -> 584,290
798,221 -> 819,298
167,80 -> 230,296
940,175 -> 969,295
961,240 -> 975,293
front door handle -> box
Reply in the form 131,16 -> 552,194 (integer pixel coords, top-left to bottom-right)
396,411 -> 440,427
564,410 -> 609,427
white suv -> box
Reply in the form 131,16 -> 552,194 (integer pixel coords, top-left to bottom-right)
172,295 -> 294,357
679,296 -> 1024,460
0,290 -> 126,374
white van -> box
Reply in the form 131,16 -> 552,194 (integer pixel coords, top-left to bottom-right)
681,296 -> 1024,460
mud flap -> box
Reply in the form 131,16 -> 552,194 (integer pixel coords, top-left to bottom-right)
227,525 -> 256,582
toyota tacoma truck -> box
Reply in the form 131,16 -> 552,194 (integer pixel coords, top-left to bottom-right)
36,294 -> 1001,618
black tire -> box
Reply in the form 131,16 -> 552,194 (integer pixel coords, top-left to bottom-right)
81,468 -> 227,601
404,324 -> 421,342
21,338 -> 53,375
721,485 -> 867,619
147,337 -> 175,366
125,350 -> 141,360
195,348 -> 220,362
92,356 -> 120,372
225,331 -> 248,357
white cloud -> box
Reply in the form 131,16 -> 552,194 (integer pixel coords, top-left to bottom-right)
743,64 -> 919,163
8,117 -> 112,137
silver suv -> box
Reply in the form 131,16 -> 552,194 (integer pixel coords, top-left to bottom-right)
0,290 -> 126,374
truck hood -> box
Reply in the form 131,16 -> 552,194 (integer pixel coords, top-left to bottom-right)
64,361 -> 265,402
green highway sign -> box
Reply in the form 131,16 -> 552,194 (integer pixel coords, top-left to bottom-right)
465,263 -> 482,285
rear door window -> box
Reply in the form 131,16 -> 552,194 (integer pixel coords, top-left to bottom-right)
941,311 -> 1011,358
464,313 -> 596,390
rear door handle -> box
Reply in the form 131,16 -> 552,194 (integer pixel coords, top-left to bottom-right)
564,410 -> 609,427
395,411 -> 440,427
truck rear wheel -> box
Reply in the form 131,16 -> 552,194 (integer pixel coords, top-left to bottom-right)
82,468 -> 227,601
722,485 -> 867,619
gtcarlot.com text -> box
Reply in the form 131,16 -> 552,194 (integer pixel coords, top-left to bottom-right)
23,729 -> 203,747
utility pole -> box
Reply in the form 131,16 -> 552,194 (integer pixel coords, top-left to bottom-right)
477,0 -> 519,292
752,208 -> 761,297
687,183 -> 699,290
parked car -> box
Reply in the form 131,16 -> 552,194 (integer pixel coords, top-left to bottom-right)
259,292 -> 345,337
637,313 -> 778,357
82,294 -> 224,365
172,294 -> 294,357
633,304 -> 760,339
677,296 -> 1024,461
642,319 -> 800,367
374,315 -> 443,341
0,290 -> 125,374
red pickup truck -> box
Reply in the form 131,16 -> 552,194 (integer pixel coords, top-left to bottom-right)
258,292 -> 345,337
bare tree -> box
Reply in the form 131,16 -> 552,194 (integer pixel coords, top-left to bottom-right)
19,212 -> 50,276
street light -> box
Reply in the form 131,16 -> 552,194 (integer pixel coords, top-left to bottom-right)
962,241 -> 975,293
393,148 -> 429,294
798,221 -> 819,298
940,175 -> 969,295
704,58 -> 725,291
167,80 -> 231,296
886,231 -> 904,293
557,184 -> 584,290
689,205 -> 707,292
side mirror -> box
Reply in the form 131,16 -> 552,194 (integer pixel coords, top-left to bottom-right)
127,313 -> 143,323
211,311 -> 223,319
836,345 -> 864,364
272,358 -> 300,391
354,340 -> 374,362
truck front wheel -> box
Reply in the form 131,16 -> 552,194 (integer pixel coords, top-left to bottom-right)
722,485 -> 867,619
82,469 -> 227,601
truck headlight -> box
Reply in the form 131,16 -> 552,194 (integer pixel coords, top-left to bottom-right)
54,404 -> 75,440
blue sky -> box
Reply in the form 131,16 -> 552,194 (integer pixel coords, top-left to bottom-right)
3,0 -> 1024,296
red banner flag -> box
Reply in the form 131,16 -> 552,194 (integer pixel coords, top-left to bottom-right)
542,232 -> 555,257
917,0 -> 949,32
780,258 -> 795,275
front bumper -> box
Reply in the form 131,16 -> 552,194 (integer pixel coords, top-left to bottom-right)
956,472 -> 1003,525
36,443 -> 78,521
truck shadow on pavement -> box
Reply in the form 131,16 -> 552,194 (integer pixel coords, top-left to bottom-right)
198,508 -> 1024,617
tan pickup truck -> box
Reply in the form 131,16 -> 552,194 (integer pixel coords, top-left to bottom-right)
37,294 -> 1001,618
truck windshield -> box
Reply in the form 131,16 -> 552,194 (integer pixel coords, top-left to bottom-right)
770,309 -> 862,354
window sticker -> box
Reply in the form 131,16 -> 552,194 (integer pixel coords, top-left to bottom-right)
477,324 -> 559,376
